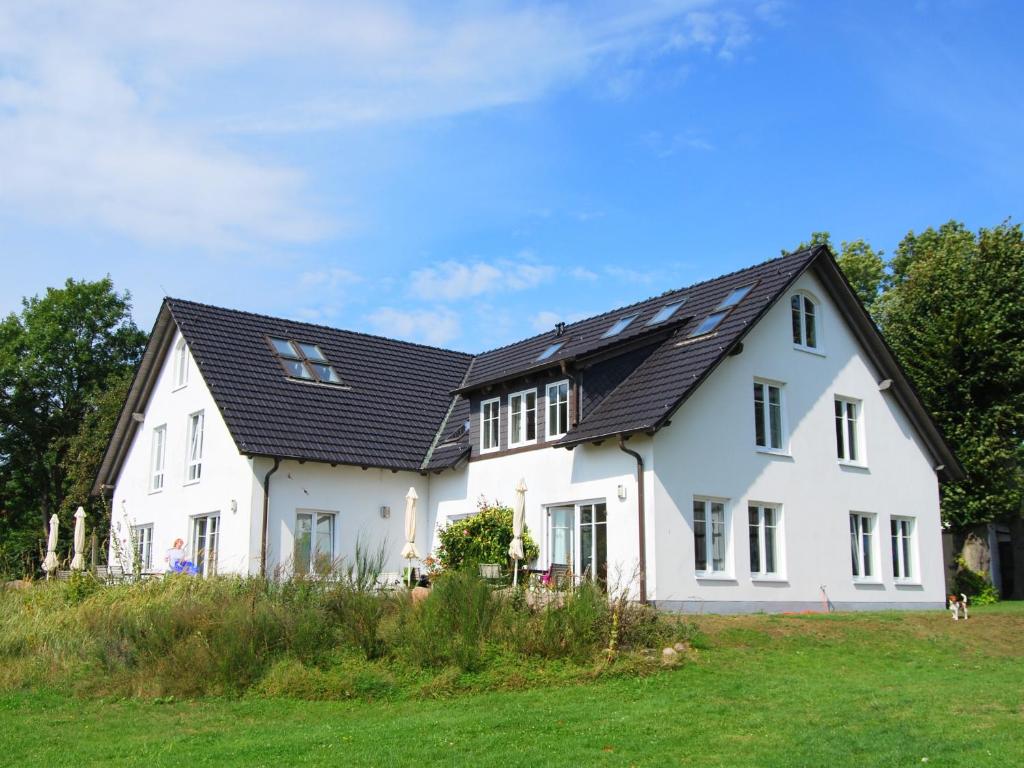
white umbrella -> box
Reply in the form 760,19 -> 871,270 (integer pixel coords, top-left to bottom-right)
401,487 -> 419,586
509,478 -> 527,586
42,513 -> 60,577
70,506 -> 87,571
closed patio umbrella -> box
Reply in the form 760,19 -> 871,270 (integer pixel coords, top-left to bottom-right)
401,487 -> 419,586
509,478 -> 527,586
43,513 -> 60,577
70,506 -> 86,571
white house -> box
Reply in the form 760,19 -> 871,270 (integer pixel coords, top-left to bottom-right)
95,245 -> 962,612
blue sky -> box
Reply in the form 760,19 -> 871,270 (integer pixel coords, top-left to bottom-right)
1,1 -> 1021,351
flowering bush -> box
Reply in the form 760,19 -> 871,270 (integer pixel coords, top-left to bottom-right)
435,498 -> 539,572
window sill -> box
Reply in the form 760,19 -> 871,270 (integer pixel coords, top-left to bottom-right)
838,460 -> 869,471
751,576 -> 788,584
696,574 -> 737,583
148,487 -> 164,496
508,440 -> 537,450
171,383 -> 188,392
183,478 -> 201,487
894,580 -> 923,588
755,447 -> 792,459
479,448 -> 500,455
793,344 -> 825,358
852,578 -> 884,587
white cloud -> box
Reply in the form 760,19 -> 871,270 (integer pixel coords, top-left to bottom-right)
409,258 -> 555,301
298,268 -> 363,290
532,310 -> 564,333
569,266 -> 600,281
367,306 -> 460,346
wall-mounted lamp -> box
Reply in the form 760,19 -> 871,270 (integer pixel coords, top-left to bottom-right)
230,499 -> 238,513
878,379 -> 893,391
131,412 -> 145,423
380,505 -> 391,519
617,484 -> 627,501
934,464 -> 945,472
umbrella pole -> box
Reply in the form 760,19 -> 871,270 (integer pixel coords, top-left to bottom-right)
513,559 -> 519,587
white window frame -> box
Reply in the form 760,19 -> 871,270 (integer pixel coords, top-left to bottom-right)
849,512 -> 879,582
133,524 -> 153,572
480,397 -> 500,453
173,336 -> 189,389
508,388 -> 538,448
693,496 -> 732,578
748,503 -> 784,580
185,410 -> 205,483
191,513 -> 219,577
890,516 -> 917,583
790,291 -> 823,353
545,500 -> 608,585
294,509 -> 337,576
546,380 -> 570,439
149,424 -> 166,493
753,378 -> 787,453
835,396 -> 865,466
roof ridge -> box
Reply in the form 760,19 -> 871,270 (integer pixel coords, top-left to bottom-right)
164,296 -> 474,360
471,246 -> 820,358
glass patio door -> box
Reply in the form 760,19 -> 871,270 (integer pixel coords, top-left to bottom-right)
579,502 -> 608,585
548,506 -> 575,569
192,514 -> 220,577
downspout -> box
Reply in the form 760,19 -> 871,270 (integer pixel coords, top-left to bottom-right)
260,457 -> 281,578
617,435 -> 648,604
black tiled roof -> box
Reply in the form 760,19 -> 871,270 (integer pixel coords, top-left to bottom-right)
166,299 -> 473,471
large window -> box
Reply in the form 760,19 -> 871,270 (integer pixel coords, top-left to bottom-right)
186,411 -> 204,483
850,512 -> 875,579
694,498 -> 729,575
173,336 -> 189,388
791,293 -> 818,350
547,380 -> 569,439
295,511 -> 336,576
508,389 -> 537,447
481,398 -> 500,452
753,379 -> 785,451
891,517 -> 915,581
133,524 -> 153,571
835,396 -> 862,463
150,425 -> 166,492
267,336 -> 343,385
192,514 -> 219,577
748,504 -> 780,577
547,502 -> 607,587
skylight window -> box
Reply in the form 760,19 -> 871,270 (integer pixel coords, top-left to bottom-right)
268,337 -> 343,386
689,311 -> 728,337
718,284 -> 754,309
602,314 -> 638,338
537,341 -> 564,361
647,300 -> 685,326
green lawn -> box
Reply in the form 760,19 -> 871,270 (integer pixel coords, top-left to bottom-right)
2,604 -> 1022,767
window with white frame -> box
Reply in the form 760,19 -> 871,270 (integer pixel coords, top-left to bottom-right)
173,336 -> 189,388
150,425 -> 166,492
295,511 -> 336,576
508,389 -> 537,447
891,517 -> 915,581
546,501 -> 608,587
850,512 -> 876,579
748,504 -> 780,577
790,293 -> 818,350
753,379 -> 785,451
192,513 -> 219,577
186,411 -> 204,482
547,380 -> 569,439
133,524 -> 153,571
481,398 -> 500,452
693,497 -> 729,575
835,396 -> 862,463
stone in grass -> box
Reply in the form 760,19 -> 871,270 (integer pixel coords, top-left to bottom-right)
673,642 -> 689,653
661,647 -> 678,661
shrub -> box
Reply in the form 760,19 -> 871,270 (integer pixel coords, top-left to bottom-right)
953,557 -> 1000,605
436,498 -> 539,572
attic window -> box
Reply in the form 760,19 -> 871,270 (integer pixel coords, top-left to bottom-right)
268,337 -> 343,385
718,284 -> 754,309
689,310 -> 728,337
537,341 -> 564,361
647,300 -> 685,325
602,314 -> 638,339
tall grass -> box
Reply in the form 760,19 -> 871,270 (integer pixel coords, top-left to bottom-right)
0,568 -> 693,699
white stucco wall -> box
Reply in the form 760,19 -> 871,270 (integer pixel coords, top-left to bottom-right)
110,330 -> 261,575
650,271 -> 946,610
428,437 -> 655,598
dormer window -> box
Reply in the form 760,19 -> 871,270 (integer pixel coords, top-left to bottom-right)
647,300 -> 685,325
602,314 -> 638,338
718,284 -> 754,309
537,341 -> 564,362
268,337 -> 344,385
689,310 -> 728,337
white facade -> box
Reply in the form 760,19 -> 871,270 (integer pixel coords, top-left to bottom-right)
110,272 -> 947,611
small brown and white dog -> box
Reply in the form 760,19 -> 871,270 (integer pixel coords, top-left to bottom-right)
948,593 -> 969,621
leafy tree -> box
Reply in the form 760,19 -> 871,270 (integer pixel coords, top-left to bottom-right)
0,278 -> 146,575
788,232 -> 886,311
436,498 -> 540,572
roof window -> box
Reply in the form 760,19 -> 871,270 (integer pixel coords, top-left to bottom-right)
689,311 -> 728,338
717,284 -> 754,309
268,337 -> 344,385
647,300 -> 685,326
537,341 -> 565,361
602,314 -> 638,339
